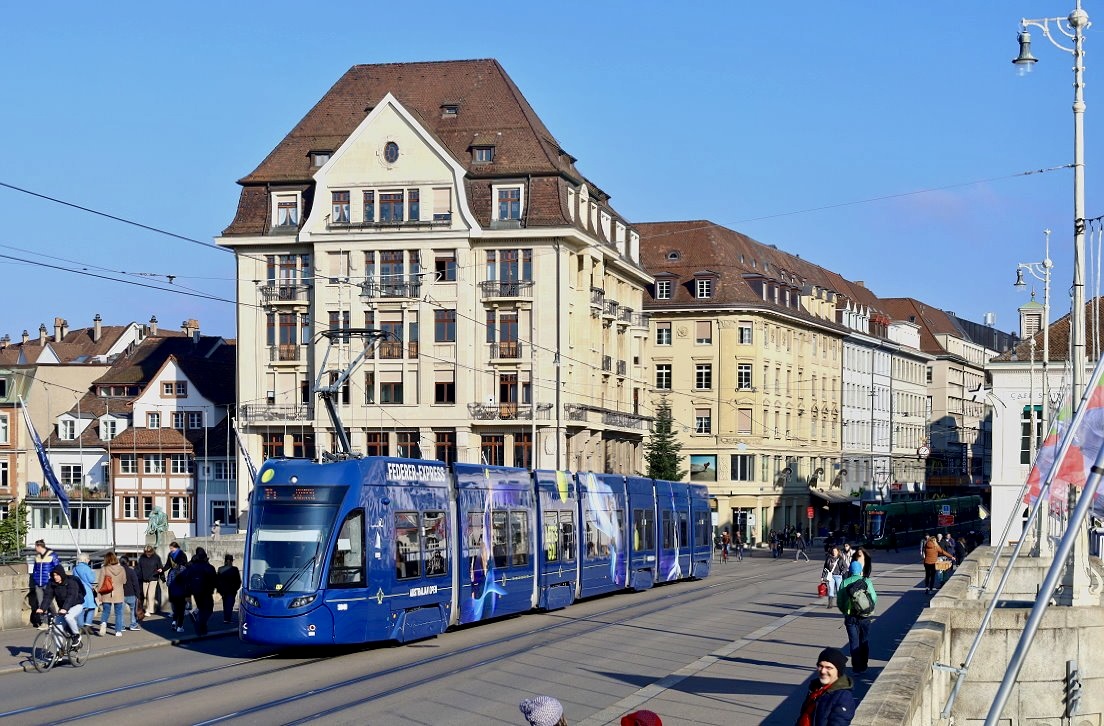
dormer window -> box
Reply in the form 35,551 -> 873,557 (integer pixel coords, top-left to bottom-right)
695,278 -> 713,299
276,195 -> 299,227
311,152 -> 331,167
441,104 -> 459,117
655,280 -> 672,300
667,251 -> 681,261
473,146 -> 495,163
60,419 -> 76,440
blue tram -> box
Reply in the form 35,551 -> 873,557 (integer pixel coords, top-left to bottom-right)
239,457 -> 711,646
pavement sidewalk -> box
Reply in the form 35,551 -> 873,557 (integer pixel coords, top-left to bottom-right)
0,609 -> 238,675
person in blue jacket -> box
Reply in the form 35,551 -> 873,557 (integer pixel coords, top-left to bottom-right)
795,647 -> 855,726
72,553 -> 99,635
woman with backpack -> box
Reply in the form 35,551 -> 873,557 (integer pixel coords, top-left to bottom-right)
821,546 -> 848,609
837,560 -> 877,674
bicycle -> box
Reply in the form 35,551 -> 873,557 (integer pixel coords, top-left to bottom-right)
31,614 -> 91,672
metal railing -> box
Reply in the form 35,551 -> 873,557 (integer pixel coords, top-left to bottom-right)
489,341 -> 524,359
259,285 -> 310,305
466,403 -> 552,421
479,280 -> 534,299
359,280 -> 423,299
601,355 -> 612,372
239,404 -> 312,423
270,345 -> 303,362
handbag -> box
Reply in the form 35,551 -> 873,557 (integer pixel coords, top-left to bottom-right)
817,581 -> 829,598
98,574 -> 114,595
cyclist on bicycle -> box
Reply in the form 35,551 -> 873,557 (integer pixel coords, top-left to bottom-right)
35,566 -> 85,647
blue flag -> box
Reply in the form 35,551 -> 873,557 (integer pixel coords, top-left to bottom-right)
19,399 -> 70,520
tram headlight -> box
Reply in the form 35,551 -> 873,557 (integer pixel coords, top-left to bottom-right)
288,594 -> 317,609
242,593 -> 260,608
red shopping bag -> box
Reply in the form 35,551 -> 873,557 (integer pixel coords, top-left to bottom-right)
818,581 -> 829,598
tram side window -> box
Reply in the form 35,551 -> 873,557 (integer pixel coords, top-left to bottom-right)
585,509 -> 612,559
544,512 -> 560,563
560,511 -> 576,562
584,511 -> 597,559
511,511 -> 529,566
633,509 -> 653,550
662,511 -> 674,549
613,509 -> 624,553
696,514 -> 711,547
424,510 -> 448,577
679,512 -> 689,548
329,510 -> 366,587
395,512 -> 421,580
492,511 -> 510,569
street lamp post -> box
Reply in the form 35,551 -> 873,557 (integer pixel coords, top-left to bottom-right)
1014,228 -> 1053,438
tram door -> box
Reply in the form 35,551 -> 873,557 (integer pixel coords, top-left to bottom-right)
324,509 -> 372,643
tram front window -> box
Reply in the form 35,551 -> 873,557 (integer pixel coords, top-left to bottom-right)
866,511 -> 886,542
248,502 -> 338,593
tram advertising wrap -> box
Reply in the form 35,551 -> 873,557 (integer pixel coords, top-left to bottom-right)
239,457 -> 711,647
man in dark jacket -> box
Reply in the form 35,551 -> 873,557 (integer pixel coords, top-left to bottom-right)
136,545 -> 164,615
217,554 -> 242,624
795,647 -> 855,726
121,556 -> 142,630
186,547 -> 218,636
31,540 -> 60,628
36,566 -> 85,645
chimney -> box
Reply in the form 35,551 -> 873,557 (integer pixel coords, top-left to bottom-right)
93,313 -> 102,343
38,323 -> 47,345
0,335 -> 8,350
854,281 -> 865,288
22,330 -> 29,345
149,316 -> 158,336
54,317 -> 66,342
182,319 -> 200,342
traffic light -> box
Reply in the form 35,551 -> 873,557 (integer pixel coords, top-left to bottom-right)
1065,659 -> 1082,718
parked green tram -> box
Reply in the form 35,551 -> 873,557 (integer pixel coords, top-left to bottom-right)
863,496 -> 989,549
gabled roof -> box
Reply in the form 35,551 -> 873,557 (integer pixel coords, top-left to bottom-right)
992,297 -> 1104,362
93,335 -> 234,404
107,426 -> 191,451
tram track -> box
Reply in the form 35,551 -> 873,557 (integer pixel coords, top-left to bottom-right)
6,560 -> 796,725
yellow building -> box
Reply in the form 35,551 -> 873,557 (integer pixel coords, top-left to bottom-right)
639,221 -> 848,544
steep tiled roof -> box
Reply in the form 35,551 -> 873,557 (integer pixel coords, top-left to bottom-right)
879,298 -> 966,356
993,298 -> 1104,362
222,59 -> 633,249
108,426 -> 191,450
93,336 -> 232,402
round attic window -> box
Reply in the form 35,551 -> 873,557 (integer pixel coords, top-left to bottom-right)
384,141 -> 400,164
667,251 -> 681,261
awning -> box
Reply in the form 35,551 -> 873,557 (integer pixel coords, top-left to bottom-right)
810,489 -> 857,505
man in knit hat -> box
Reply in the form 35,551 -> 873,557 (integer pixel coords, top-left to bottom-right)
795,647 -> 855,725
519,695 -> 567,726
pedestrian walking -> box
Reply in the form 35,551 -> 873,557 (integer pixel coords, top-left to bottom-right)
794,532 -> 810,562
217,554 -> 242,624
519,695 -> 567,726
851,546 -> 873,579
821,546 -> 848,609
72,553 -> 98,635
121,556 -> 142,630
794,647 -> 855,726
30,540 -> 59,628
721,529 -> 731,564
888,528 -> 899,553
952,534 -> 967,563
166,542 -> 190,633
186,547 -> 217,636
137,545 -> 164,615
837,560 -> 877,673
97,552 -> 127,637
840,543 -> 853,570
734,531 -> 745,561
922,535 -> 955,594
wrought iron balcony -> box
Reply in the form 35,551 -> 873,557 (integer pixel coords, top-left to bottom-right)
259,284 -> 310,305
590,287 -> 605,307
602,410 -> 650,431
616,359 -> 627,376
239,404 -> 313,424
617,307 -> 634,325
603,299 -> 619,319
270,345 -> 303,363
601,355 -> 612,372
377,341 -> 418,360
489,341 -> 524,359
479,280 -> 534,299
467,402 -> 552,421
632,312 -> 650,329
359,280 -> 423,299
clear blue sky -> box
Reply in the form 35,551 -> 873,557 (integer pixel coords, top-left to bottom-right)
0,1 -> 1097,340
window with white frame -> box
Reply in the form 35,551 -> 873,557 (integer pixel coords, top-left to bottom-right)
737,408 -> 753,435
148,412 -> 161,428
211,461 -> 236,480
170,454 -> 193,475
0,461 -> 8,489
695,278 -> 713,299
0,414 -> 7,444
119,455 -> 137,474
655,322 -> 672,345
737,363 -> 753,390
60,465 -> 82,487
162,382 -> 174,396
144,456 -> 164,474
738,323 -> 753,344
123,496 -> 138,519
731,454 -> 755,481
694,408 -> 712,434
695,364 -> 712,390
332,190 -> 350,223
695,320 -> 712,344
655,280 -> 672,300
655,364 -> 672,390
60,420 -> 76,440
171,496 -> 190,520
172,412 -> 185,430
187,411 -> 203,429
176,382 -> 187,396
101,419 -> 118,441
212,500 -> 238,526
275,194 -> 299,227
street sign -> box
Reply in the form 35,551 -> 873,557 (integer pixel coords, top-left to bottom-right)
938,514 -> 954,527
806,506 -> 814,519
941,504 -> 951,516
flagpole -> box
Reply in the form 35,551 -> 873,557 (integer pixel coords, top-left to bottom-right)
18,396 -> 81,556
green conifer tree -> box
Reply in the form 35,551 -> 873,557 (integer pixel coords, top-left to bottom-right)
644,399 -> 687,481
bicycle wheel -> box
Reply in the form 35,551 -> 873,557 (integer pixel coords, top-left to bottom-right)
69,632 -> 91,667
31,630 -> 59,673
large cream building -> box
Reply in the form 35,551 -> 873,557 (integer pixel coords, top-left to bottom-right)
217,60 -> 653,486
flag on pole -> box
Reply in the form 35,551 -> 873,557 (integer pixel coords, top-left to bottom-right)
232,420 -> 258,485
18,397 -> 70,520
1022,359 -> 1104,519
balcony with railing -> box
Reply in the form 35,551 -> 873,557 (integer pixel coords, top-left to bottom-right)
617,307 -> 634,326
270,345 -> 304,363
259,284 -> 310,306
466,402 -> 553,421
479,280 -> 534,300
603,299 -> 619,320
239,404 -> 313,424
377,341 -> 419,360
601,355 -> 612,373
564,404 -> 651,431
590,287 -> 605,308
327,216 -> 452,231
489,341 -> 524,360
631,311 -> 651,329
616,359 -> 627,376
359,280 -> 423,299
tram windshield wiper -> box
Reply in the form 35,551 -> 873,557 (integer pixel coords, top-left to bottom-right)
280,555 -> 317,593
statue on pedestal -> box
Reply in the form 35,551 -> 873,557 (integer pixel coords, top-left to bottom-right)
145,506 -> 168,547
